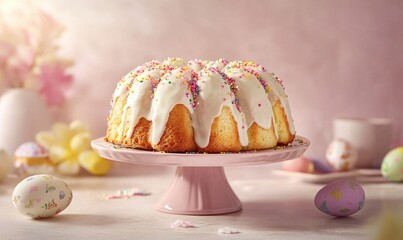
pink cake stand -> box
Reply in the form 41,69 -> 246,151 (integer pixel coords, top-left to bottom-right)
91,136 -> 309,215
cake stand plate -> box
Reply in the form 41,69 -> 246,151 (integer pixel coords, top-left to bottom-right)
92,136 -> 309,215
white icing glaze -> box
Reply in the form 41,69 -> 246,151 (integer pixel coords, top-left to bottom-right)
112,58 -> 296,148
192,68 -> 248,148
163,57 -> 186,68
223,64 -> 273,130
204,59 -> 228,70
113,67 -> 143,100
241,63 -> 296,135
187,59 -> 205,72
112,61 -> 160,101
150,67 -> 194,144
120,68 -> 162,139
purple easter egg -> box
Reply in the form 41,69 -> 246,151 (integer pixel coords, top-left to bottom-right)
314,180 -> 365,217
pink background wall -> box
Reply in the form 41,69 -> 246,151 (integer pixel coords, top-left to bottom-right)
6,0 -> 402,160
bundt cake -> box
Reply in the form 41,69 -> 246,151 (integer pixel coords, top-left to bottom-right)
105,57 -> 296,152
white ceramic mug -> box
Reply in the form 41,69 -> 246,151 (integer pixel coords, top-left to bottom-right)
333,118 -> 393,168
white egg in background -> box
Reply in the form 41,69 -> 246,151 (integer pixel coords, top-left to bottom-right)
326,139 -> 358,171
12,174 -> 73,218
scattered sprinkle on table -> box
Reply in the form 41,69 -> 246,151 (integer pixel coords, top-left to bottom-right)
171,219 -> 196,229
104,188 -> 149,199
217,226 -> 240,234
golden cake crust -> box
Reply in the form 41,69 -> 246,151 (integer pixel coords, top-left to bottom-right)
199,106 -> 242,152
152,104 -> 197,152
106,101 -> 295,152
273,100 -> 295,144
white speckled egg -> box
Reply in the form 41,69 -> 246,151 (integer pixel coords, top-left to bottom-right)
381,147 -> 403,182
314,180 -> 365,217
12,174 -> 72,218
326,139 -> 358,171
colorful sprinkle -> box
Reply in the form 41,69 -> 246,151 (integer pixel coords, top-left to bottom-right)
208,67 -> 242,112
104,188 -> 149,199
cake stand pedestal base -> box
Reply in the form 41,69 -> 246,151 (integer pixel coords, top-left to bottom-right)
156,167 -> 242,215
91,136 -> 309,216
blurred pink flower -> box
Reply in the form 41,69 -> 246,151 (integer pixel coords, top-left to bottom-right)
0,4 -> 73,105
37,64 -> 73,106
4,43 -> 35,88
0,41 -> 14,66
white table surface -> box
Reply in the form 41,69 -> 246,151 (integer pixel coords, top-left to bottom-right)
0,166 -> 402,240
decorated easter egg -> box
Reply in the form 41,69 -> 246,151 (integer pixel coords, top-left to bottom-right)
381,147 -> 403,182
314,180 -> 365,217
14,142 -> 54,175
283,156 -> 315,173
12,174 -> 72,218
326,139 -> 358,171
311,159 -> 335,173
0,149 -> 10,182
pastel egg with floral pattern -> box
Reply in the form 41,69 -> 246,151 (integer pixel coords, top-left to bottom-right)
314,180 -> 365,217
381,147 -> 403,182
12,174 -> 73,218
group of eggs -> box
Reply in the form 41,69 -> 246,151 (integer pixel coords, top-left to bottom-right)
328,141 -> 403,181
5,141 -> 403,219
283,140 -> 403,217
283,140 -> 403,182
0,142 -> 55,183
11,177 -> 365,218
283,139 -> 359,174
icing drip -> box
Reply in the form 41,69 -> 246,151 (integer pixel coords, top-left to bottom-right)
121,68 -> 161,139
113,67 -> 143,101
193,67 -> 248,148
210,67 -> 242,112
264,71 -> 296,134
150,67 -> 195,144
235,61 -> 296,135
117,63 -> 175,139
223,63 -> 274,130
